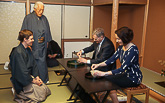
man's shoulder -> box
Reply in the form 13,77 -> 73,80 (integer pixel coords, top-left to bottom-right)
103,37 -> 114,46
24,12 -> 34,20
41,15 -> 48,21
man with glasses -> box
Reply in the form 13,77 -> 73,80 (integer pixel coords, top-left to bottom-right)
21,1 -> 52,83
77,28 -> 116,71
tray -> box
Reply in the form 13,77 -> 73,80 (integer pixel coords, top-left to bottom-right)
67,60 -> 85,68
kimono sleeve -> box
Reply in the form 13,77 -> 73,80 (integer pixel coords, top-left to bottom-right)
11,51 -> 33,87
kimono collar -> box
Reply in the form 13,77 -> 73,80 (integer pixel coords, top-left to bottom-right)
19,43 -> 30,52
32,11 -> 43,19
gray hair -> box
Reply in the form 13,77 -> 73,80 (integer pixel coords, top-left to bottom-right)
34,1 -> 44,9
92,28 -> 105,37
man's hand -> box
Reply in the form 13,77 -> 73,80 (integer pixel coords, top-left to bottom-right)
77,51 -> 82,58
48,54 -> 57,58
91,64 -> 100,70
32,76 -> 43,86
77,58 -> 87,63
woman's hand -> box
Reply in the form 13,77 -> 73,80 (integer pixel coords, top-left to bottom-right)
91,64 -> 100,70
93,71 -> 106,77
93,71 -> 112,77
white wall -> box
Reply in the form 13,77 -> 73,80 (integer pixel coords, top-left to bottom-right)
64,42 -> 93,58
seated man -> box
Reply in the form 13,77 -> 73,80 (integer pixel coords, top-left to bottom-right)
10,29 -> 51,102
77,28 -> 116,71
46,40 -> 63,67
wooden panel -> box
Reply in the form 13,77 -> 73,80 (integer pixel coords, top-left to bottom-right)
65,0 -> 91,6
0,0 -> 26,3
0,0 -> 65,4
28,0 -> 65,4
93,0 -> 113,5
119,0 -> 147,4
93,0 -> 147,5
93,5 -> 112,39
143,0 -> 165,73
118,5 -> 145,55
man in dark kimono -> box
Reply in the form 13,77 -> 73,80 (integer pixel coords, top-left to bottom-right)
10,30 -> 51,102
21,1 -> 52,83
77,28 -> 116,71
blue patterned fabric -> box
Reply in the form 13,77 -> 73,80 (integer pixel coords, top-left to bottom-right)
105,44 -> 143,84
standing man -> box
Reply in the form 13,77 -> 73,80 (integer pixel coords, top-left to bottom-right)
77,28 -> 116,71
21,1 -> 52,83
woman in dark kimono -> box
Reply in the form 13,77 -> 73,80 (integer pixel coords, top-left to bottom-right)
10,30 -> 51,103
46,40 -> 63,67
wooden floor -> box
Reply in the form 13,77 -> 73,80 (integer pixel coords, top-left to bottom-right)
0,65 -> 160,103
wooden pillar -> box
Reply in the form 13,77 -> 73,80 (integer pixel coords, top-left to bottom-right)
90,0 -> 93,39
140,0 -> 149,67
111,0 -> 119,49
26,0 -> 30,15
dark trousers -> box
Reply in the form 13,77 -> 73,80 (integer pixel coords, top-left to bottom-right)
105,74 -> 139,88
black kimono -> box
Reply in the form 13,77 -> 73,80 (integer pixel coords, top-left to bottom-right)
10,44 -> 39,94
46,40 -> 62,67
21,11 -> 52,83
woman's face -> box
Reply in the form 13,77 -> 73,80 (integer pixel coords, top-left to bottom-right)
115,34 -> 123,45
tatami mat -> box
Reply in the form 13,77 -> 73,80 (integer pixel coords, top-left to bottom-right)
0,74 -> 12,88
0,65 -> 11,74
44,84 -> 73,103
0,89 -> 14,103
0,64 -> 161,103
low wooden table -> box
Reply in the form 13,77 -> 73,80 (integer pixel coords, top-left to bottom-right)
57,58 -> 88,86
57,58 -> 121,103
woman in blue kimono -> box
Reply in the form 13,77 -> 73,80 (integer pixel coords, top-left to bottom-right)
91,27 -> 143,103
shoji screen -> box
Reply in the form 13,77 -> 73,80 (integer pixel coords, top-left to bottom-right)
63,5 -> 90,39
0,2 -> 25,63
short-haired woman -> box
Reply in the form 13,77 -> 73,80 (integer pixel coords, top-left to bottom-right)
91,27 -> 143,103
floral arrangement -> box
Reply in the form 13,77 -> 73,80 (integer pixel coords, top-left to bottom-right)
158,60 -> 165,76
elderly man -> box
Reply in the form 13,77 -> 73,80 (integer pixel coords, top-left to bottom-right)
10,30 -> 51,102
21,1 -> 52,83
77,28 -> 116,71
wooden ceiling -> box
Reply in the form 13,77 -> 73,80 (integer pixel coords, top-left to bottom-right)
0,0 -> 147,5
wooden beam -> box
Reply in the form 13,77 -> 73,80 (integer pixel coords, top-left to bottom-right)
111,0 -> 119,48
90,5 -> 93,39
140,0 -> 149,67
119,0 -> 147,5
26,0 -> 30,15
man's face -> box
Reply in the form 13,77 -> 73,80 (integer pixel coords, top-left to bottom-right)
25,35 -> 34,47
93,35 -> 103,44
34,4 -> 44,17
